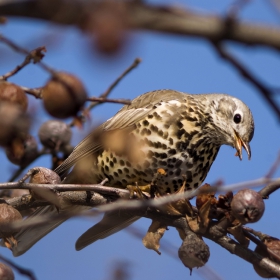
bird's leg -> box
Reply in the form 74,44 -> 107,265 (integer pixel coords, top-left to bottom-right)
126,183 -> 150,199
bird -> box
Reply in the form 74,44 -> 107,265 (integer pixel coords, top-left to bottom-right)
11,89 -> 254,256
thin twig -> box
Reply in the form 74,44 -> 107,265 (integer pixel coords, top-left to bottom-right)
21,87 -> 42,99
8,148 -> 49,182
0,254 -> 36,280
0,34 -> 55,75
68,57 -> 141,127
86,97 -> 131,105
1,176 -> 278,215
86,57 -> 141,111
212,42 -> 280,120
265,151 -> 280,178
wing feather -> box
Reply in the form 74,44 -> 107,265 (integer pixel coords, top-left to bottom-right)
55,90 -> 186,176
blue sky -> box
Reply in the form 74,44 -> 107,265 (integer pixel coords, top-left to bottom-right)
1,0 -> 280,279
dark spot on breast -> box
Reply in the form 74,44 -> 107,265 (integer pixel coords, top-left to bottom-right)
194,182 -> 199,188
150,124 -> 158,133
186,171 -> 192,183
158,130 -> 164,137
106,157 -> 109,163
110,161 -> 114,168
113,172 -> 119,177
169,138 -> 174,145
173,185 -> 179,192
143,120 -> 149,126
185,115 -> 198,122
196,163 -> 203,172
163,132 -> 169,139
175,169 -> 181,176
159,160 -> 167,166
118,169 -> 123,174
113,157 -> 117,163
124,168 -> 129,173
160,153 -> 167,159
168,164 -> 174,168
176,141 -> 188,151
101,160 -> 105,166
166,187 -> 171,193
126,161 -> 131,167
147,150 -> 154,158
120,160 -> 125,166
148,114 -> 153,119
153,112 -> 161,120
177,120 -> 183,129
122,179 -> 128,184
105,165 -> 109,172
178,179 -> 183,185
175,160 -> 183,168
177,129 -> 185,139
133,168 -> 140,175
152,162 -> 158,168
169,171 -> 174,176
186,162 -> 193,168
144,160 -> 150,168
168,149 -> 176,155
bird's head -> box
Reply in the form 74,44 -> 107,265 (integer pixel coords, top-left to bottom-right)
206,94 -> 254,160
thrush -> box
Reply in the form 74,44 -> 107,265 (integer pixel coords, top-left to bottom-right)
11,90 -> 254,256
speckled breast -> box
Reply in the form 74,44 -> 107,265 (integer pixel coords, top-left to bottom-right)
95,100 -> 220,193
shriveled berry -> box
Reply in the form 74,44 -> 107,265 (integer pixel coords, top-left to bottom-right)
253,237 -> 280,278
29,167 -> 61,201
231,189 -> 265,224
42,72 -> 87,118
0,103 -> 30,147
0,81 -> 28,112
0,203 -> 22,236
5,135 -> 38,166
29,167 -> 61,185
0,263 -> 15,280
178,232 -> 210,274
38,120 -> 72,150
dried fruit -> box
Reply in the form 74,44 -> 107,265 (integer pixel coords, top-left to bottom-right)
0,103 -> 30,147
253,237 -> 280,278
231,189 -> 265,224
142,220 -> 166,255
0,81 -> 28,112
5,135 -> 38,166
38,120 -> 72,150
0,203 -> 22,249
42,72 -> 87,118
0,263 -> 15,280
29,167 -> 61,201
178,232 -> 210,274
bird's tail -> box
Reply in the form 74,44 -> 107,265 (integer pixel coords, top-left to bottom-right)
11,205 -> 85,256
76,211 -> 140,251
10,206 -> 139,256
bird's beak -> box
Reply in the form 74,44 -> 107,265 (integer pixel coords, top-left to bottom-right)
233,130 -> 251,160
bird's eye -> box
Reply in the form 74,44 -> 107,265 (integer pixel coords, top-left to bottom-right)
234,113 -> 242,124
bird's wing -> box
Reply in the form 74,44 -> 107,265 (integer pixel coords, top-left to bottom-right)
55,90 -> 186,176
75,211 -> 140,251
12,205 -> 89,256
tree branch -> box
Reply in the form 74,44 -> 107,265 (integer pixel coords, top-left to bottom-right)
0,1 -> 280,49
